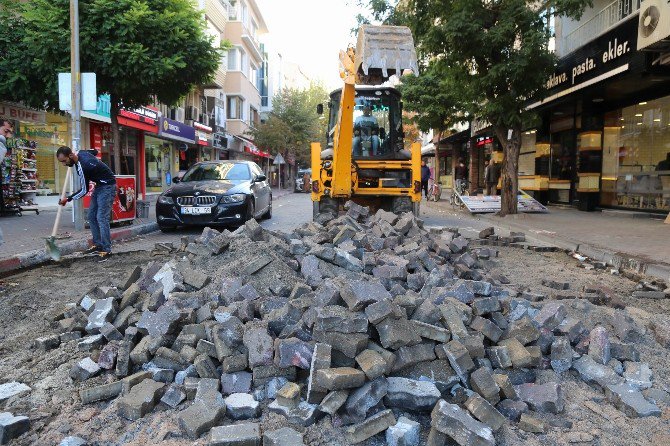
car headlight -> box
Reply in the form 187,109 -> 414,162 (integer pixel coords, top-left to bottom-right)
158,196 -> 174,205
221,193 -> 246,204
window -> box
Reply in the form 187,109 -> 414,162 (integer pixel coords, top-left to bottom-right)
250,64 -> 258,87
250,106 -> 259,127
241,50 -> 248,76
227,96 -> 244,120
227,48 -> 239,70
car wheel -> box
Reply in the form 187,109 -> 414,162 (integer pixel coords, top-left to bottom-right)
246,199 -> 256,221
262,196 -> 272,220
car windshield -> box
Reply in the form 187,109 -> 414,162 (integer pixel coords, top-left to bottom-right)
181,163 -> 251,182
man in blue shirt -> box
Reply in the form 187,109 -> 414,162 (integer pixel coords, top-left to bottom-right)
353,105 -> 381,156
57,146 -> 117,257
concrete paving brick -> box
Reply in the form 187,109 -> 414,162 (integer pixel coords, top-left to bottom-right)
117,379 -> 165,420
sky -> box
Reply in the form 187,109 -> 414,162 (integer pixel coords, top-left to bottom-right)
257,0 -> 368,90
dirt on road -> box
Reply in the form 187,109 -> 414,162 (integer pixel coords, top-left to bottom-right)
0,244 -> 669,445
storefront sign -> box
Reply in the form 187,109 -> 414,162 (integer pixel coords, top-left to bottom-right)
117,105 -> 159,133
159,117 -> 196,144
471,119 -> 492,137
533,17 -> 640,108
83,175 -> 136,223
0,102 -> 46,124
476,137 -> 493,147
89,122 -> 111,159
82,94 -> 111,123
244,145 -> 271,158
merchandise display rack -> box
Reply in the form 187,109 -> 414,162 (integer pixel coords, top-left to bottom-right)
1,137 -> 40,217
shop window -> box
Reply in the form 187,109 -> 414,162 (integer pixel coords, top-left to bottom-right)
145,136 -> 170,192
519,132 -> 537,176
601,99 -> 670,211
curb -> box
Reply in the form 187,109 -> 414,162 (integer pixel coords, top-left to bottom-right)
477,213 -> 670,282
0,222 -> 158,276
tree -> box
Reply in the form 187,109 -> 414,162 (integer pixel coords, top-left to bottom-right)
248,83 -> 329,166
0,0 -> 221,173
360,0 -> 591,215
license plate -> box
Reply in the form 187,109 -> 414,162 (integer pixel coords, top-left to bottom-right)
181,207 -> 211,215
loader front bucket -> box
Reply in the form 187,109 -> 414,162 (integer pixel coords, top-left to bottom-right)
355,25 -> 419,83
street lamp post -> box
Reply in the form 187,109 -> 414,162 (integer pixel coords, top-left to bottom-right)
70,0 -> 84,231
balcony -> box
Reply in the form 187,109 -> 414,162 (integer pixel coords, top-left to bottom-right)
202,66 -> 226,89
562,0 -> 641,56
225,21 -> 264,63
205,0 -> 229,31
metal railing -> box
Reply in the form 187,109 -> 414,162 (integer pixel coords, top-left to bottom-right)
562,0 -> 641,55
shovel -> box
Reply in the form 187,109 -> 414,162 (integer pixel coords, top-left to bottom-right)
46,167 -> 72,261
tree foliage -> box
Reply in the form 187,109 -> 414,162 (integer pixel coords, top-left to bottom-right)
360,0 -> 591,214
0,0 -> 222,171
248,83 -> 329,166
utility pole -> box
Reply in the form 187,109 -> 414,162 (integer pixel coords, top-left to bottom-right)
70,0 -> 84,230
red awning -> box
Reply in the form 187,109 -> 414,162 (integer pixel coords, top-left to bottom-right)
244,145 -> 271,158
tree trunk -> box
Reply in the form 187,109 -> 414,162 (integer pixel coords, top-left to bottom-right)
434,130 -> 442,189
495,125 -> 521,216
110,95 -> 122,174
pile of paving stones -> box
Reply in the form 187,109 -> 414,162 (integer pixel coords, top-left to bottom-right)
12,201 -> 664,446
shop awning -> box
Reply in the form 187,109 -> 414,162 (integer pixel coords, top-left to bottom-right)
235,135 -> 271,158
421,143 -> 435,156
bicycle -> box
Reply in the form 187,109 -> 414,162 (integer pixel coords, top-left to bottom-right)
426,179 -> 442,202
450,179 -> 470,208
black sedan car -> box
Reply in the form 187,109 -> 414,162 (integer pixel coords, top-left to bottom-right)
156,160 -> 271,231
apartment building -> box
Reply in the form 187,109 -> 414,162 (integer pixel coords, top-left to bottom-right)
519,0 -> 670,213
224,0 -> 270,163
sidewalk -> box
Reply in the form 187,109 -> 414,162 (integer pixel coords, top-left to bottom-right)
0,187 -> 293,274
428,198 -> 670,281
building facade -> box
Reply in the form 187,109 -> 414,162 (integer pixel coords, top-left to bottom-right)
523,0 -> 670,212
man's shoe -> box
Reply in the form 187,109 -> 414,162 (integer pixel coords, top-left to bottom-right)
97,251 -> 112,258
84,246 -> 100,254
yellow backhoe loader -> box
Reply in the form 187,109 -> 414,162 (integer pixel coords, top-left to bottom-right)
310,25 -> 421,220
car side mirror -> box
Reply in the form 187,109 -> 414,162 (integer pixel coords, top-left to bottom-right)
379,128 -> 386,140
316,104 -> 324,115
255,174 -> 267,182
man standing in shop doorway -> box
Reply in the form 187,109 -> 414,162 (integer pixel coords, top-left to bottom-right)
421,159 -> 431,199
56,146 -> 117,257
454,158 -> 467,192
0,119 -> 14,246
485,159 -> 501,196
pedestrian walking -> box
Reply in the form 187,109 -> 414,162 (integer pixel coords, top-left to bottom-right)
421,159 -> 431,199
56,146 -> 117,257
485,159 -> 501,196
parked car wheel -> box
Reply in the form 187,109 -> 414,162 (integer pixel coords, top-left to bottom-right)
246,199 -> 256,221
262,195 -> 272,220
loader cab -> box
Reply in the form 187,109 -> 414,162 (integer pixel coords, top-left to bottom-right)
327,87 -> 407,160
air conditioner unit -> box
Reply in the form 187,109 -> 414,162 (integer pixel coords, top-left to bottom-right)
169,107 -> 185,122
638,0 -> 670,51
186,106 -> 199,121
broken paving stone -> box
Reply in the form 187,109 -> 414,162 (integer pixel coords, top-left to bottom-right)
117,379 -> 165,421
267,400 -> 320,427
274,337 -> 313,369
588,326 -> 611,365
209,422 -> 261,446
34,334 -> 60,352
98,343 -> 119,370
375,317 -> 422,350
341,377 -> 388,424
470,367 -> 501,405
160,384 -> 186,408
315,367 -> 365,390
503,316 -> 540,346
518,413 -> 546,433
59,437 -> 88,446
431,400 -> 495,446
532,302 -> 566,330
136,305 -> 181,337
610,342 -> 640,362
0,383 -> 31,404
386,416 -> 420,446
470,316 -> 503,342
345,409 -> 396,444
224,393 -> 260,420
85,298 -> 118,332
355,349 -> 387,380
315,306 -> 368,333
550,337 -> 573,373
572,356 -> 624,389
339,279 -> 391,311
514,382 -> 564,414
623,362 -> 653,390
319,390 -> 349,415
541,279 -> 569,290
69,358 -> 101,381
437,340 -> 475,384
243,327 -> 274,368
276,382 -> 301,408
306,343 -> 331,404
365,300 -> 405,325
496,399 -> 528,422
465,393 -> 506,431
487,346 -> 512,369
411,320 -> 450,343
221,372 -> 252,395
498,338 -> 533,369
263,427 -> 304,446
0,412 -> 30,444
384,377 -> 440,411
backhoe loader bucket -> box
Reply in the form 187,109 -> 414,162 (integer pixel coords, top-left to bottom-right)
355,25 -> 419,83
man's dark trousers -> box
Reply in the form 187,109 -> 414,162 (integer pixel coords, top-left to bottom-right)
421,180 -> 429,198
89,184 -> 115,252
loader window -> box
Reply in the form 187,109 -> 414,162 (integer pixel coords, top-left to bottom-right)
327,89 -> 405,160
